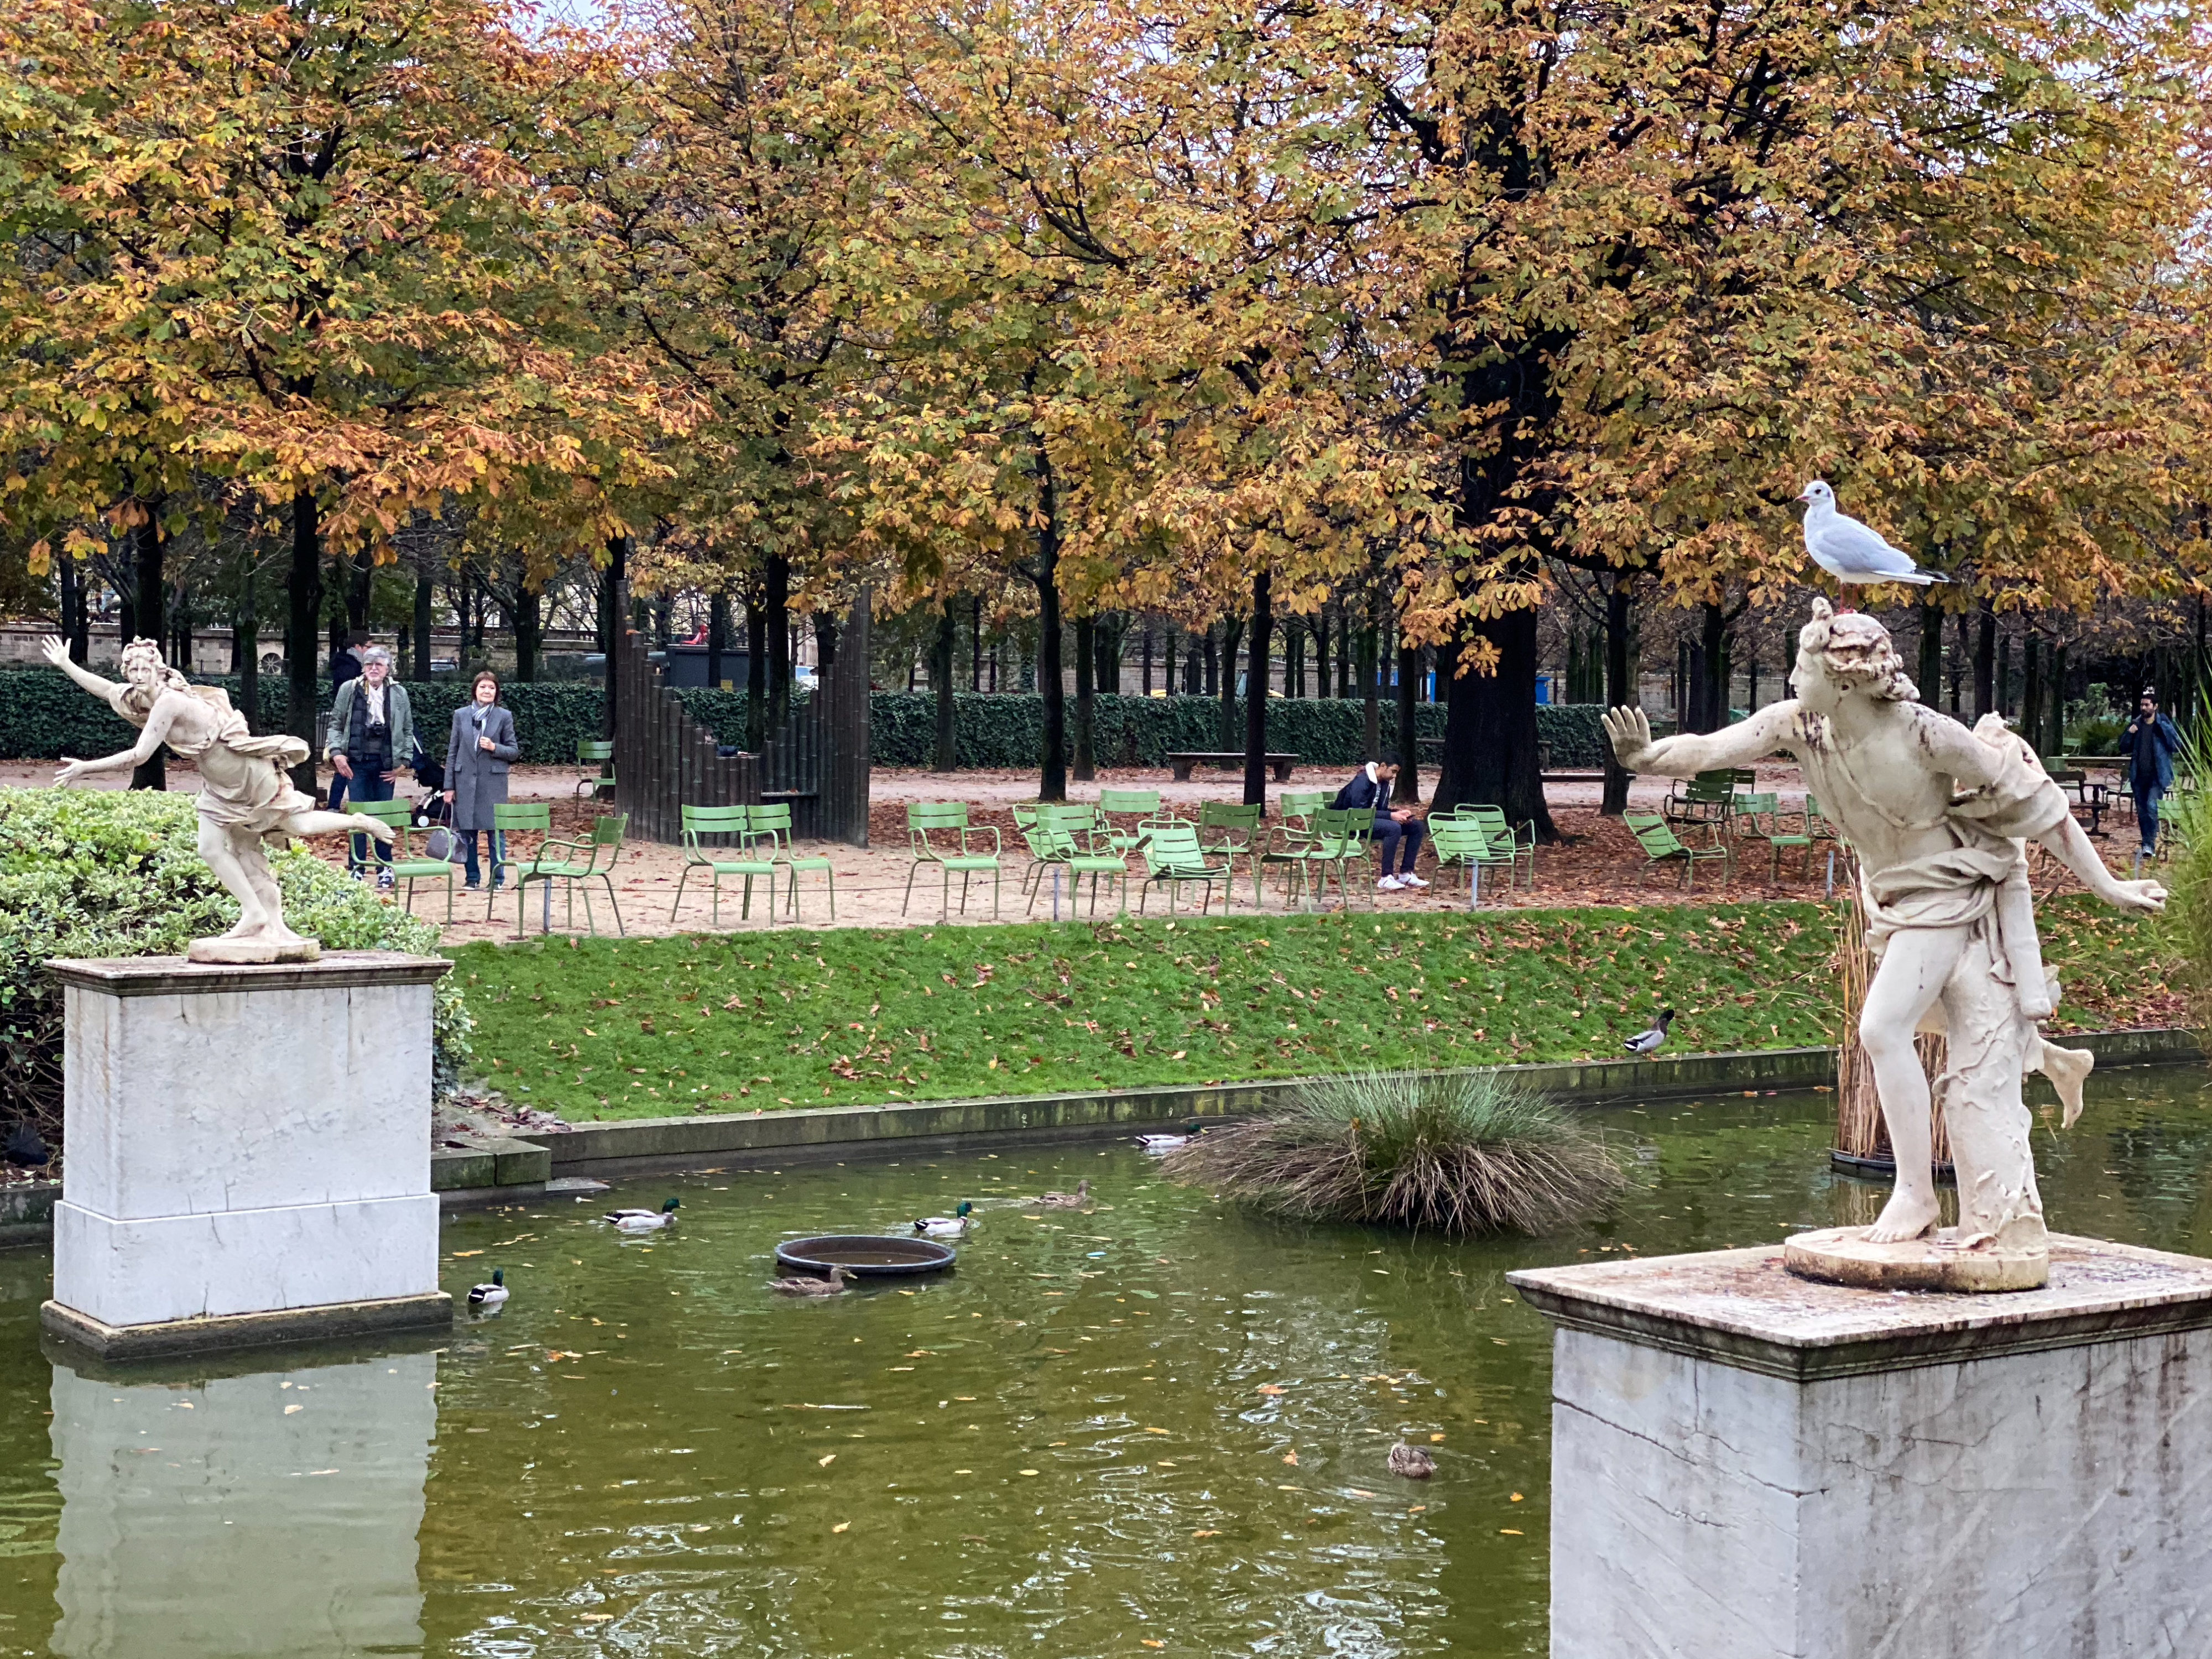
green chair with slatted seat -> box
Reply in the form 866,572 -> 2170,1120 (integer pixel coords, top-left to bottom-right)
1253,790 -> 1329,907
1022,804 -> 1129,917
487,802 -> 554,920
1310,806 -> 1378,907
346,798 -> 458,922
1625,811 -> 1729,892
1136,820 -> 1231,915
1196,801 -> 1262,904
1461,805 -> 1536,891
672,804 -> 779,926
904,802 -> 1001,921
513,811 -> 628,937
575,738 -> 615,804
1098,789 -> 1166,854
1426,812 -> 1493,902
745,800 -> 836,922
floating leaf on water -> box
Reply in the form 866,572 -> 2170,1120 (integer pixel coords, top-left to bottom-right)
831,1521 -> 850,1533
1282,1452 -> 1298,1465
1256,1384 -> 1286,1396
1192,1529 -> 1220,1537
1130,1290 -> 1159,1299
283,1405 -> 302,1415
451,1250 -> 484,1258
818,1454 -> 836,1467
1019,1469 -> 1040,1477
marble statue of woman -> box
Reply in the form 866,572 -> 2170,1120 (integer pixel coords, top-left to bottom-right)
1603,601 -> 2164,1290
41,636 -> 393,963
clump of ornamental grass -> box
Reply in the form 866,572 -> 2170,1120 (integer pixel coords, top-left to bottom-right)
1160,1070 -> 1626,1237
2158,728 -> 2212,1039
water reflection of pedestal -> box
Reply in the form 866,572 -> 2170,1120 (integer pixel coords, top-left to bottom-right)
48,1347 -> 438,1657
41,954 -> 452,1359
1512,1238 -> 2212,1658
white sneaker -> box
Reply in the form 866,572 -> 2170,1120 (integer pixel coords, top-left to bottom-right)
1376,875 -> 1403,892
1399,873 -> 1430,889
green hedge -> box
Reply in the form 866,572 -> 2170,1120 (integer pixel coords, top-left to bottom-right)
0,665 -> 1608,770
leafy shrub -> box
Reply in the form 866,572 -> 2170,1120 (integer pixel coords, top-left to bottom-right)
2068,714 -> 2124,755
0,665 -> 1610,770
0,787 -> 473,1149
1160,1069 -> 1625,1236
2159,729 -> 2212,1035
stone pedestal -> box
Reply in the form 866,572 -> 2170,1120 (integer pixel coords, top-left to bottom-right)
41,953 -> 453,1359
1510,1235 -> 2212,1659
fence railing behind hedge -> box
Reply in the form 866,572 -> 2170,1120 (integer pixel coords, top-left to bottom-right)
0,666 -> 1609,771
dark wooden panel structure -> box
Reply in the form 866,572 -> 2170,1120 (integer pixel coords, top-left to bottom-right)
609,585 -> 872,848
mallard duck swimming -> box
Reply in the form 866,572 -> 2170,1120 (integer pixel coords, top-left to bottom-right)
1037,1178 -> 1091,1209
467,1268 -> 509,1312
768,1265 -> 854,1297
1387,1443 -> 1436,1479
913,1201 -> 973,1237
1137,1122 -> 1202,1154
605,1198 -> 680,1233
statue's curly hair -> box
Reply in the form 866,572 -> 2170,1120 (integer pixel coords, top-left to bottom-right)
116,637 -> 189,715
1796,599 -> 1918,703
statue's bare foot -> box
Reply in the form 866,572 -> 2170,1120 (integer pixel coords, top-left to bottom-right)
1865,1191 -> 1940,1243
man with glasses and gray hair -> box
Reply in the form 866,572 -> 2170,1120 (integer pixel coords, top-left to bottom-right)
326,644 -> 416,887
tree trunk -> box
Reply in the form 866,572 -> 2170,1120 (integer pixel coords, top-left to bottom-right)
285,491 -> 324,796
1072,614 -> 1096,782
1394,640 -> 1420,801
1312,612 -> 1332,699
764,554 -> 791,735
1974,598 -> 1996,721
1164,629 -> 1176,696
1141,623 -> 1154,696
599,535 -> 627,741
972,596 -> 985,691
1689,602 -> 1726,733
1218,616 -> 1244,753
1599,573 -> 1635,815
412,572 -> 434,680
1201,625 -> 1218,696
1359,617 -> 1380,758
744,586 -> 766,750
2051,643 -> 2069,753
345,552 -> 372,634
129,507 -> 166,789
707,587 -> 728,689
60,554 -> 88,664
1032,444 -> 1068,802
934,598 -> 959,772
2022,634 -> 2043,757
1434,602 -> 1556,839
513,583 -> 542,682
1243,570 -> 1272,807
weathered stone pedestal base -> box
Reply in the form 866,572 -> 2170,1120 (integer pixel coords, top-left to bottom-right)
1511,1236 -> 2212,1659
43,953 -> 454,1359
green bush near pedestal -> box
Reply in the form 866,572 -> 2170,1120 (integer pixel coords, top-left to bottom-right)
0,787 -> 474,1149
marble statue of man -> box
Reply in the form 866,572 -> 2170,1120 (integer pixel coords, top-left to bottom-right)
1604,601 -> 2163,1286
42,636 -> 393,963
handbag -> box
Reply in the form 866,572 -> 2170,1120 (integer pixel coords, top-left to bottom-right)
424,825 -> 466,864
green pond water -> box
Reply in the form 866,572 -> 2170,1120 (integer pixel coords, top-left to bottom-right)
3,1069 -> 2210,1657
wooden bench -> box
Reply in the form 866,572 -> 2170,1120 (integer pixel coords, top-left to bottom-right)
1167,752 -> 1298,782
1541,770 -> 1607,785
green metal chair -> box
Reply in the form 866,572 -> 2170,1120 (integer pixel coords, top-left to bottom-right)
1763,794 -> 1818,881
512,811 -> 628,937
1253,790 -> 1329,907
575,738 -> 616,804
1136,820 -> 1231,915
1462,805 -> 1536,891
1098,788 -> 1166,853
1021,804 -> 1129,917
672,804 -> 779,926
1665,770 -> 1740,832
747,800 -> 836,922
1625,811 -> 1729,892
1311,806 -> 1378,907
487,802 -> 555,919
903,802 -> 1001,921
346,798 -> 457,922
1427,813 -> 1493,902
1197,801 -> 1262,903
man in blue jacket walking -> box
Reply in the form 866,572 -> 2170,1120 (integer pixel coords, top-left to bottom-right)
2121,688 -> 2182,862
1332,760 -> 1428,892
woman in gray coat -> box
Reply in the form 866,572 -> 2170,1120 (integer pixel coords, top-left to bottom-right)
444,670 -> 520,889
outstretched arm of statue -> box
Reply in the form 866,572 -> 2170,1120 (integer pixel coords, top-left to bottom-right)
1602,702 -> 1799,779
39,635 -> 129,716
2036,813 -> 2166,914
54,696 -> 181,787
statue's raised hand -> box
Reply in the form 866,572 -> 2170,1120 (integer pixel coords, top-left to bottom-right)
1602,706 -> 1659,772
39,636 -> 70,671
2104,877 -> 2167,914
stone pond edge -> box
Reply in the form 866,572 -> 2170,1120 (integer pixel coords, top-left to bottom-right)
0,1025 -> 2200,1244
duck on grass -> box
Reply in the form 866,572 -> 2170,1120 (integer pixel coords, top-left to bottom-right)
1160,1071 -> 1626,1237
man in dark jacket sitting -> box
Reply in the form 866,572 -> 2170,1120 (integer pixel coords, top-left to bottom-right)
1332,761 -> 1428,892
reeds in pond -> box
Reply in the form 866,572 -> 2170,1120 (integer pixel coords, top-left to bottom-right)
1160,1071 -> 1626,1237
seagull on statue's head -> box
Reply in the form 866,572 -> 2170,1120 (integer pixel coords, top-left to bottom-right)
1797,481 -> 1948,587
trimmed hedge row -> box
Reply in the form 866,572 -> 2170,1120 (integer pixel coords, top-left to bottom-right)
0,666 -> 1609,770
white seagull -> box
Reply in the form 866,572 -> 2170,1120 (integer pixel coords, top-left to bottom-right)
1797,481 -> 1948,586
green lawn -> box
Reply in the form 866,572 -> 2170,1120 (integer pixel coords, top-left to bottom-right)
447,898 -> 2177,1121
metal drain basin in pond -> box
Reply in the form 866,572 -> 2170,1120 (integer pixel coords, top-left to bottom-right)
774,1235 -> 957,1277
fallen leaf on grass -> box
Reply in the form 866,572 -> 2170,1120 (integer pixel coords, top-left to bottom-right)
1500,1527 -> 1522,1536
832,1522 -> 850,1533
818,1454 -> 836,1467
